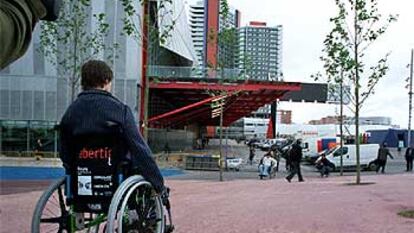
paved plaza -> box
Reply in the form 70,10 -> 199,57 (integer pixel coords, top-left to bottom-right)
1,142 -> 413,232
1,173 -> 413,233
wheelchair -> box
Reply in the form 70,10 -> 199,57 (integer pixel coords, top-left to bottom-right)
258,164 -> 276,180
31,124 -> 174,233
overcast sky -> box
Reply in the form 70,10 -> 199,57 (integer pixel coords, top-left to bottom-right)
188,0 -> 414,127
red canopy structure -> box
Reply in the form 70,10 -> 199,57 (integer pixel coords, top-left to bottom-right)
266,116 -> 274,139
147,78 -> 301,128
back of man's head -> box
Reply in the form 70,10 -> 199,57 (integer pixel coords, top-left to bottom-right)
81,60 -> 113,90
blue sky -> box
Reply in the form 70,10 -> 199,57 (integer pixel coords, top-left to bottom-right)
188,0 -> 414,127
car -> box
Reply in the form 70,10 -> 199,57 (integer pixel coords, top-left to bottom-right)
260,138 -> 289,151
226,158 -> 243,171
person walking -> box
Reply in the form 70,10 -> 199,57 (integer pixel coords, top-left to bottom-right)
405,146 -> 414,172
34,138 -> 44,158
249,146 -> 255,165
285,139 -> 304,182
376,143 -> 394,174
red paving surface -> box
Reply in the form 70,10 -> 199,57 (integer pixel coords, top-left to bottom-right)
1,174 -> 413,233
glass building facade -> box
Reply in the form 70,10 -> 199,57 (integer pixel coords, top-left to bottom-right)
0,0 -> 196,154
0,0 -> 142,122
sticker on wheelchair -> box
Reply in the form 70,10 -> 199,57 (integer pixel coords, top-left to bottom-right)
76,146 -> 116,195
77,176 -> 92,196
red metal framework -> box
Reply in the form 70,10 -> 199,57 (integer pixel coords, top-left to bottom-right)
148,79 -> 301,128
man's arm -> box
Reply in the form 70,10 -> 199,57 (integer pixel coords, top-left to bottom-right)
388,150 -> 394,159
270,157 -> 277,166
122,106 -> 165,193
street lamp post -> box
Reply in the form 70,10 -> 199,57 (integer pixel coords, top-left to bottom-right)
219,104 -> 224,181
211,95 -> 227,182
339,70 -> 344,176
408,49 -> 414,148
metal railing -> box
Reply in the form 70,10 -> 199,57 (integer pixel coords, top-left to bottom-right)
147,65 -> 282,82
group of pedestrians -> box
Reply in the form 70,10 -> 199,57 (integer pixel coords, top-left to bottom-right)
252,137 -> 413,182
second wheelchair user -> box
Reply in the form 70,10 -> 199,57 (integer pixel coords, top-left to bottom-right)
59,60 -> 165,194
258,151 -> 278,177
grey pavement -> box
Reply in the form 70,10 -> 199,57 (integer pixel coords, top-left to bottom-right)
1,173 -> 413,233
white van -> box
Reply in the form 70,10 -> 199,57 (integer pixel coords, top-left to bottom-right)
326,144 -> 379,171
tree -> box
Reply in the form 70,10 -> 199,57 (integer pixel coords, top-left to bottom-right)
40,0 -> 117,102
318,0 -> 397,184
121,0 -> 178,139
205,0 -> 237,181
204,0 -> 239,80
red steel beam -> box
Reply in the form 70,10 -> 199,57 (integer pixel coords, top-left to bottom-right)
148,94 -> 231,123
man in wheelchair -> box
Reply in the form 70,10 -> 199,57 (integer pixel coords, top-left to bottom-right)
32,60 -> 174,233
258,150 -> 278,179
60,59 -> 165,194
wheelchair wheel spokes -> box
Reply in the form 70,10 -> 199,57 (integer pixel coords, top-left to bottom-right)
32,178 -> 71,233
117,181 -> 163,233
120,184 -> 161,232
106,176 -> 165,233
133,186 -> 159,232
41,188 -> 69,231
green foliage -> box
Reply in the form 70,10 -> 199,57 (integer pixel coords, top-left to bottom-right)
216,0 -> 238,72
317,0 -> 397,108
120,0 -> 176,60
317,0 -> 397,184
40,0 -> 118,101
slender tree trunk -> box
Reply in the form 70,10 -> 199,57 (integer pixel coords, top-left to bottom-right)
340,70 -> 344,176
408,49 -> 413,147
142,1 -> 149,140
71,16 -> 78,102
219,103 -> 224,181
354,3 -> 361,184
143,75 -> 149,139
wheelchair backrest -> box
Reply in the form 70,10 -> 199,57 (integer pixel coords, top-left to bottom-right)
68,124 -> 127,213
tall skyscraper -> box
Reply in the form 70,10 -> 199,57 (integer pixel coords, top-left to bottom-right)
189,1 -> 206,69
188,0 -> 240,70
239,21 -> 283,81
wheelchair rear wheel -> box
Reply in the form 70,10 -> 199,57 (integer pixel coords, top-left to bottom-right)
31,177 -> 104,233
32,177 -> 72,232
106,175 -> 164,233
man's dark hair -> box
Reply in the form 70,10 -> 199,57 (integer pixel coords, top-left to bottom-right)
81,60 -> 113,89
